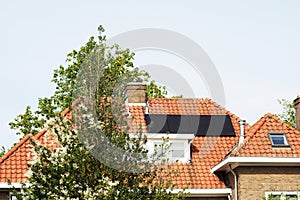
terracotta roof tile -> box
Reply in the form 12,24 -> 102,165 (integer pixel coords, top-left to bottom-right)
0,128 -> 58,183
128,98 -> 242,189
232,113 -> 300,157
1,98 -> 243,189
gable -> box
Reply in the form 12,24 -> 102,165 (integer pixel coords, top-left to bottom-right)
0,129 -> 58,183
232,113 -> 300,157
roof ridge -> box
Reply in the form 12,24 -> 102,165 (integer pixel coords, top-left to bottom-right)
61,107 -> 70,117
205,98 -> 251,142
32,129 -> 48,140
0,134 -> 32,164
270,113 -> 300,133
0,129 -> 48,165
205,98 -> 227,112
207,98 -> 245,125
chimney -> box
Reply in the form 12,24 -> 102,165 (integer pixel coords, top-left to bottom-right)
294,96 -> 300,131
238,119 -> 246,145
126,82 -> 147,104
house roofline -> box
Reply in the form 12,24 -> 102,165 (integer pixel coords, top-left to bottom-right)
0,182 -> 30,189
211,157 -> 300,173
169,188 -> 231,197
0,183 -> 232,197
0,129 -> 48,165
0,134 -> 32,165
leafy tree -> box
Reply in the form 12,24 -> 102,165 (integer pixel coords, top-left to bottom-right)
0,146 -> 5,158
276,99 -> 296,128
9,25 -> 167,137
11,26 -> 184,199
17,115 -> 184,199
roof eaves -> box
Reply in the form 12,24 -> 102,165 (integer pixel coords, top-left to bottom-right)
211,156 -> 300,173
0,182 -> 30,189
169,188 -> 232,197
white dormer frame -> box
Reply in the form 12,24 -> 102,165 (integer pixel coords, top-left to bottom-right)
145,133 -> 194,163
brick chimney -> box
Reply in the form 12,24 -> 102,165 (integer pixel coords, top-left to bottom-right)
126,82 -> 147,104
294,96 -> 300,131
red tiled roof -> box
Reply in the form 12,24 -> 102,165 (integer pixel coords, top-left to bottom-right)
129,98 -> 243,188
231,113 -> 300,157
0,98 -> 243,189
128,98 -> 244,133
0,129 -> 58,183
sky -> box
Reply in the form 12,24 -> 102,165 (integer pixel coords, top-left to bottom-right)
1,1 -> 300,149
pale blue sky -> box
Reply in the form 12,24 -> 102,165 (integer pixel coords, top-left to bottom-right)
1,0 -> 300,149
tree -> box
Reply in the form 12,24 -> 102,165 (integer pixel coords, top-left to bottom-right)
9,25 -> 167,137
276,99 -> 296,128
11,26 -> 184,199
0,146 -> 5,158
17,115 -> 183,199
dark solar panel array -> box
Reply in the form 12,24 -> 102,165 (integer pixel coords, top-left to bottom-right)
144,114 -> 235,136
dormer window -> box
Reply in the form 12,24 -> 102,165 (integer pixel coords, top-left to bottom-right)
146,134 -> 194,163
268,133 -> 289,147
153,140 -> 188,162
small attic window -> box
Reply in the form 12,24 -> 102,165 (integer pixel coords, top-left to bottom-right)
268,133 -> 289,147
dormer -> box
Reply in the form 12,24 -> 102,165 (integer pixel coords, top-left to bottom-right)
146,133 -> 194,163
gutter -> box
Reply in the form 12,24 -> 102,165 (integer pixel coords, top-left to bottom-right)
169,188 -> 232,197
211,157 -> 300,173
0,182 -> 26,189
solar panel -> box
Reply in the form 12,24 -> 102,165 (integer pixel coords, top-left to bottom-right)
144,114 -> 235,136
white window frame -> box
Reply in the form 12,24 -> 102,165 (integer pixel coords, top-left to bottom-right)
145,134 -> 194,163
151,140 -> 190,162
268,132 -> 289,147
265,191 -> 300,200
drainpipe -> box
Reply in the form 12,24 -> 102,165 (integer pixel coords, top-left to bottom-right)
238,120 -> 246,145
229,164 -> 238,200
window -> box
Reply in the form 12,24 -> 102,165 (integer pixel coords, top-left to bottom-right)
143,133 -> 194,163
171,142 -> 185,159
154,141 -> 169,158
268,133 -> 289,147
265,191 -> 300,200
151,140 -> 190,162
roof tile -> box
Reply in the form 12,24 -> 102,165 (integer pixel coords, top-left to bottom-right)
1,98 -> 243,189
232,113 -> 300,157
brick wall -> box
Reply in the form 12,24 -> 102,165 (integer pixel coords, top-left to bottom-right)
228,166 -> 300,200
0,191 -> 8,200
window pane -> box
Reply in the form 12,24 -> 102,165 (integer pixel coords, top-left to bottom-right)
154,142 -> 170,157
269,133 -> 289,146
172,142 -> 185,158
172,142 -> 185,150
172,149 -> 185,158
154,142 -> 163,155
272,135 -> 285,145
